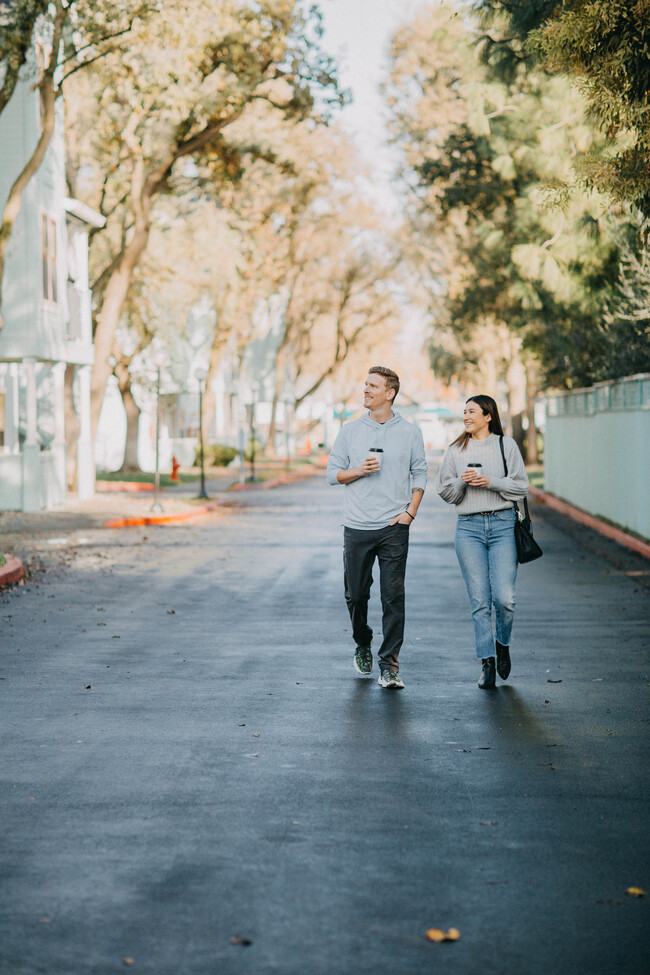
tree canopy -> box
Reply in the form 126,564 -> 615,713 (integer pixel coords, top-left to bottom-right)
473,0 -> 650,216
386,0 -> 649,461
66,0 -> 346,435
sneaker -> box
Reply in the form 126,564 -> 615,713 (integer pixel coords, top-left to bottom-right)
353,645 -> 373,675
378,670 -> 404,689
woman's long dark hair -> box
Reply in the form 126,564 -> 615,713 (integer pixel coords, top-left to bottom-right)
451,395 -> 505,450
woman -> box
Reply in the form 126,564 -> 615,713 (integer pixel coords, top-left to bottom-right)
436,395 -> 529,688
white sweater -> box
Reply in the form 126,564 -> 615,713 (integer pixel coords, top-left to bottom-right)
436,433 -> 529,514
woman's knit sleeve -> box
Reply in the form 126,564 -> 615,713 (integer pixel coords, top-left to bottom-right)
488,438 -> 529,499
436,447 -> 468,505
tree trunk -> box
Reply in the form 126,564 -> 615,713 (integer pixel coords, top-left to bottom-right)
64,364 -> 80,490
113,357 -> 142,473
90,226 -> 150,438
267,341 -> 291,456
264,290 -> 294,455
525,359 -> 540,465
505,336 -> 527,453
477,326 -> 499,393
201,342 -> 223,448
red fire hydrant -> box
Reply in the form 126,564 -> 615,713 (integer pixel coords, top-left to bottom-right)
171,455 -> 181,481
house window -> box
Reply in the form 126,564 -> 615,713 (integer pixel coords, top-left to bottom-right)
41,214 -> 58,303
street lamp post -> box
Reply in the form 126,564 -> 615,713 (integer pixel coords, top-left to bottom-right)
284,401 -> 292,473
195,367 -> 209,500
246,384 -> 258,483
151,363 -> 163,514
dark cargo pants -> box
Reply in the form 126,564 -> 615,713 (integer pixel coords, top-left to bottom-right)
343,523 -> 410,674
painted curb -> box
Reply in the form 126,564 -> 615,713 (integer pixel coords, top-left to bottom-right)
0,555 -> 24,587
530,486 -> 650,560
96,481 -> 155,493
103,501 -> 221,529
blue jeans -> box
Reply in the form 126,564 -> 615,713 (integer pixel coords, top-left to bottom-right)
454,510 -> 518,660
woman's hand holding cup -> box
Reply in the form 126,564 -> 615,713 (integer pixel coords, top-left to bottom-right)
462,463 -> 490,487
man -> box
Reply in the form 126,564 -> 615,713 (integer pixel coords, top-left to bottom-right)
327,366 -> 427,689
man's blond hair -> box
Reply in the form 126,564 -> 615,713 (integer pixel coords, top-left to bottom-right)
368,365 -> 400,401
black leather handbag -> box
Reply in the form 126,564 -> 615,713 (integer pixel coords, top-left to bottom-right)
499,436 -> 543,564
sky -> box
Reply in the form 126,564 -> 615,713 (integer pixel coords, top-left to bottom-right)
318,0 -> 423,212
317,0 -> 437,377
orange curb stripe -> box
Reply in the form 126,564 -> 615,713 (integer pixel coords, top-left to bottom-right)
530,486 -> 650,559
0,555 -> 24,587
96,481 -> 155,493
103,502 -> 220,529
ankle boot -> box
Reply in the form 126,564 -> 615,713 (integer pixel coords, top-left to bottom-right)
478,657 -> 496,689
496,640 -> 511,680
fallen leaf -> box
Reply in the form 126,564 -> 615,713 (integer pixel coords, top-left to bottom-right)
625,887 -> 646,897
425,927 -> 460,943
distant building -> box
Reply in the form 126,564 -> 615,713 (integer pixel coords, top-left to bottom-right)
0,33 -> 104,511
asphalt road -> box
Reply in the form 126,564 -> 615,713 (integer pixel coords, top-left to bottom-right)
1,473 -> 648,975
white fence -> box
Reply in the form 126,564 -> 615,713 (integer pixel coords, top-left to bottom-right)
544,374 -> 650,541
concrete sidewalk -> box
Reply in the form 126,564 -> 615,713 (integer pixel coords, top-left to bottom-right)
0,462 -> 324,583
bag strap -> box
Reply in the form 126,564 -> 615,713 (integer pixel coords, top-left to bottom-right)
499,435 -> 521,518
499,434 -> 508,476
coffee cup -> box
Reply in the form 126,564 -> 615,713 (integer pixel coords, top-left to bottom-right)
367,447 -> 383,470
467,462 -> 482,480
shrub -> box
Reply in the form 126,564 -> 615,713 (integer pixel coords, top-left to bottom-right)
244,438 -> 263,462
195,443 -> 239,467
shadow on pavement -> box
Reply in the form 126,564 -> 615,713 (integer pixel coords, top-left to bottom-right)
343,677 -> 414,743
480,683 -> 553,747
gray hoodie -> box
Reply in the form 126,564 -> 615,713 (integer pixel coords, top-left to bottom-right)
326,411 -> 427,529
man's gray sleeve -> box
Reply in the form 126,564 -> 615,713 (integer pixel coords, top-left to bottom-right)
410,428 -> 428,492
326,428 -> 349,486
